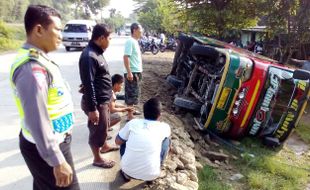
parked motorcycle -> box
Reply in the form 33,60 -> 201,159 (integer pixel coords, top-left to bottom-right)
166,37 -> 177,51
139,38 -> 160,55
159,41 -> 166,52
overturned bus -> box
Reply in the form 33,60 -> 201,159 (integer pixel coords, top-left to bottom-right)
167,33 -> 310,147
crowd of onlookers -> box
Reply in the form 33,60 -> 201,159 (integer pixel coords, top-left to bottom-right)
229,39 -> 264,54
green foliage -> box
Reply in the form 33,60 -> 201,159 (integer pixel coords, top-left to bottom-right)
68,0 -> 110,19
198,166 -> 231,190
262,0 -> 310,61
0,0 -> 111,23
0,0 -> 29,22
295,123 -> 310,144
157,0 -> 180,34
233,138 -> 309,190
105,11 -> 125,32
0,22 -> 24,51
263,0 -> 300,37
133,0 -> 180,34
133,0 -> 271,38
51,0 -> 74,23
0,21 -> 11,38
174,0 -> 263,38
138,9 -> 162,32
134,0 -> 160,32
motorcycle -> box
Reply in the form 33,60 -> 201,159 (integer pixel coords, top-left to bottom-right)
166,37 -> 177,51
139,38 -> 160,55
159,41 -> 166,52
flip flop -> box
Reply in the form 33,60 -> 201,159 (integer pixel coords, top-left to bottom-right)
100,146 -> 119,154
107,135 -> 112,140
108,128 -> 113,131
92,160 -> 115,168
120,170 -> 131,182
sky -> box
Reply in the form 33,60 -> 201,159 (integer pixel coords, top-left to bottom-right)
102,0 -> 136,18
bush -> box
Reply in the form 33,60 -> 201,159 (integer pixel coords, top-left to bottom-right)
0,20 -> 11,38
0,21 -> 24,51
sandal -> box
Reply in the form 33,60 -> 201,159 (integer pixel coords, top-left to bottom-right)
92,160 -> 115,168
120,170 -> 131,182
100,146 -> 119,154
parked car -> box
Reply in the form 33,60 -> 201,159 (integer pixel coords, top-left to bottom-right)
62,20 -> 96,51
167,33 -> 310,147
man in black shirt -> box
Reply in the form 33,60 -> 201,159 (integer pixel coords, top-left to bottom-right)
79,24 -> 118,168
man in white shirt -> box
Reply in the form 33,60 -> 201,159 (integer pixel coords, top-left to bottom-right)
160,32 -> 166,43
115,98 -> 171,182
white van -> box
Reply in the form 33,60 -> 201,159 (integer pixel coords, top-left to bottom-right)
124,23 -> 131,36
62,20 -> 96,51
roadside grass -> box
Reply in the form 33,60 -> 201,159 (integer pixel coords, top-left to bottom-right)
0,22 -> 25,52
295,106 -> 310,143
233,138 -> 309,190
198,165 -> 231,190
295,123 -> 310,144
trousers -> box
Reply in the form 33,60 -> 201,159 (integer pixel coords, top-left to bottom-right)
19,132 -> 80,190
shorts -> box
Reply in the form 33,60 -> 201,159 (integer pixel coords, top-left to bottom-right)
81,97 -> 110,147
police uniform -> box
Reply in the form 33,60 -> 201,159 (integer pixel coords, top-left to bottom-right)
10,44 -> 79,189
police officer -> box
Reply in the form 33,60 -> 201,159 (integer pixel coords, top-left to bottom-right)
10,5 -> 79,189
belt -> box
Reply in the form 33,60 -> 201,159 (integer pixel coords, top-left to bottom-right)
56,129 -> 72,144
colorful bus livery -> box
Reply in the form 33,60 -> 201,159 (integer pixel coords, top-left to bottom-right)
168,33 -> 310,146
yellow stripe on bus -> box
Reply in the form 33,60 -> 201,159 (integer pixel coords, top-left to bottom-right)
241,80 -> 261,128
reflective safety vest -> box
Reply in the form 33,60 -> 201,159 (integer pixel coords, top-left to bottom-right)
10,48 -> 74,143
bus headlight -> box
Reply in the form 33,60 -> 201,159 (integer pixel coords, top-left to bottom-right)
237,57 -> 253,82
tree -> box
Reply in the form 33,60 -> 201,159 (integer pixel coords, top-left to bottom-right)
109,8 -> 116,18
173,0 -> 263,38
0,0 -> 76,23
133,0 -> 180,34
263,0 -> 310,62
105,10 -> 125,33
133,0 -> 159,32
52,0 -> 74,22
0,1 -> 11,21
10,0 -> 29,22
68,0 -> 110,19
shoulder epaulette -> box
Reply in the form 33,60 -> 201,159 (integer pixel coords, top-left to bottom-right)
28,48 -> 39,59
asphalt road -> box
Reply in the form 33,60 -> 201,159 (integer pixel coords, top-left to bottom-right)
0,35 -> 144,190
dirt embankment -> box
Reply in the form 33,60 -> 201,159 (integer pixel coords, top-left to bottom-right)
139,52 -> 237,190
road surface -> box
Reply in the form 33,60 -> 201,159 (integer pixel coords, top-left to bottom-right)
0,35 -> 145,190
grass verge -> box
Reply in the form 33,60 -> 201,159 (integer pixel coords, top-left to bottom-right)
198,165 -> 231,190
233,138 -> 309,190
295,123 -> 310,144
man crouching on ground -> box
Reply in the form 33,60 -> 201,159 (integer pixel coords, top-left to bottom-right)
115,97 -> 171,182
